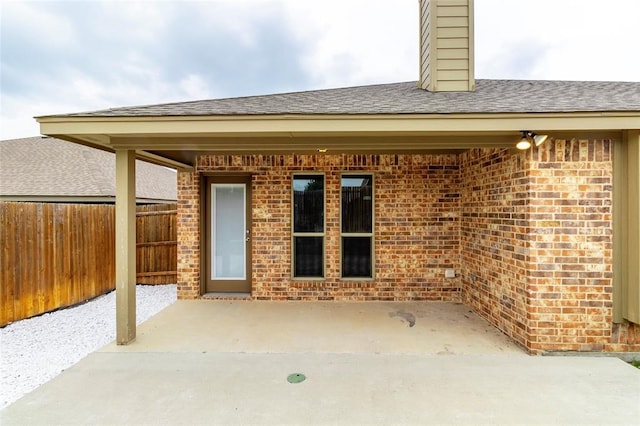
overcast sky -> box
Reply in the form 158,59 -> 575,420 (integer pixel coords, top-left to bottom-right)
2,0 -> 639,140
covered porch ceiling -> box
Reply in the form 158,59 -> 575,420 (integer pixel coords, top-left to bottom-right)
37,112 -> 636,170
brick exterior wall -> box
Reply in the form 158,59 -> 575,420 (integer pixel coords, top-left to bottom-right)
176,146 -> 639,353
459,148 -> 531,349
178,154 -> 461,301
459,141 -> 639,353
177,171 -> 201,299
528,140 -> 638,353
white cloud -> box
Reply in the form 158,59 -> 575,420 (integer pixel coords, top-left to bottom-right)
1,2 -> 76,48
282,0 -> 416,88
97,1 -> 173,43
475,0 -> 640,81
179,74 -> 214,100
1,0 -> 639,140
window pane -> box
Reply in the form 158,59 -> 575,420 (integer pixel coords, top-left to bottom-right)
293,175 -> 324,233
294,237 -> 324,277
342,237 -> 372,278
342,175 -> 372,233
212,184 -> 245,279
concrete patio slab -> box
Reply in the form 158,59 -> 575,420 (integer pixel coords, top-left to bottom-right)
2,301 -> 639,425
2,352 -> 639,425
98,300 -> 524,355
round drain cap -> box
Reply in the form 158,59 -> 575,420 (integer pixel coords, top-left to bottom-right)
287,373 -> 306,384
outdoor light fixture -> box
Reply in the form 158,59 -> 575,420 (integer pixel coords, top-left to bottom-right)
516,131 -> 549,150
516,132 -> 532,150
533,134 -> 549,146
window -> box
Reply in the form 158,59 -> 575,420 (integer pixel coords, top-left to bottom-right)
292,174 -> 325,278
341,174 -> 374,278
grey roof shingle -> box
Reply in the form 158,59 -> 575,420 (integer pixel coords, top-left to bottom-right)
0,137 -> 177,201
54,80 -> 640,117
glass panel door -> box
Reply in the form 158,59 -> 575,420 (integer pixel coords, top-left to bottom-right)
212,183 -> 246,280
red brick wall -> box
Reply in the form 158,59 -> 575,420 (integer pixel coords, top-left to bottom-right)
177,171 -> 201,299
527,139 -> 638,353
459,141 -> 638,353
175,147 -> 639,353
610,322 -> 640,352
459,148 -> 532,349
178,154 -> 462,301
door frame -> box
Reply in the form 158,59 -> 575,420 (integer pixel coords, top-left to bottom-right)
202,174 -> 252,294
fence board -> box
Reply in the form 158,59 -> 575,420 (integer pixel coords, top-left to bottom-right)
136,204 -> 177,285
0,202 -> 177,326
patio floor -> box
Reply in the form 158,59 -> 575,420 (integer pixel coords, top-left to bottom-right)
2,300 -> 639,425
100,300 -> 524,355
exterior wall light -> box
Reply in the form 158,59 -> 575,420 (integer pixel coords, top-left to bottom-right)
516,132 -> 532,150
533,134 -> 549,146
517,131 -> 549,150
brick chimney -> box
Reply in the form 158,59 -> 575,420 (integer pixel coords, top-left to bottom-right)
418,0 -> 475,92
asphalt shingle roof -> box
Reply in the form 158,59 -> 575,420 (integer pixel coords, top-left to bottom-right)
0,137 -> 177,201
56,80 -> 640,117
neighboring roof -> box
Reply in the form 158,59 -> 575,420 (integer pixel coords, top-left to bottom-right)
50,80 -> 640,117
0,137 -> 177,202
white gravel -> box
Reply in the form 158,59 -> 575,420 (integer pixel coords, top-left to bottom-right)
0,284 -> 177,410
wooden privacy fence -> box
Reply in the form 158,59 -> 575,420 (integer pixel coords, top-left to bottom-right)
0,202 -> 177,326
136,204 -> 177,285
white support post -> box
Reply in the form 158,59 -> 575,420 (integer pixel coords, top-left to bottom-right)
115,149 -> 137,344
